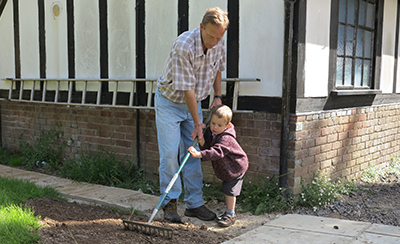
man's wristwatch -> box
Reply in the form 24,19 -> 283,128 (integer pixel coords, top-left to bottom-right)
214,95 -> 223,100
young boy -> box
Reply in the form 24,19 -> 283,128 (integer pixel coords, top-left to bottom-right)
188,105 -> 249,227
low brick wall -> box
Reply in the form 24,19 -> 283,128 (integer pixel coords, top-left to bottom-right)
2,100 -> 400,194
0,100 -> 281,184
288,104 -> 400,194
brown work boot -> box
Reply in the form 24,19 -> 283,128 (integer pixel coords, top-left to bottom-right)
163,199 -> 182,223
184,205 -> 216,221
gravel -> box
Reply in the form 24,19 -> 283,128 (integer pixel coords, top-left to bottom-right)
293,174 -> 400,226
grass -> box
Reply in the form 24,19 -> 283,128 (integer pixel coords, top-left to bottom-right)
0,177 -> 62,244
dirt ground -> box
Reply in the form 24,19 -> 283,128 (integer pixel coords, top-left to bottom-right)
27,197 -> 278,244
27,174 -> 400,243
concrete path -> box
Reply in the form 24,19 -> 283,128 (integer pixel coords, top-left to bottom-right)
0,164 -> 159,212
1,164 -> 400,243
223,214 -> 400,244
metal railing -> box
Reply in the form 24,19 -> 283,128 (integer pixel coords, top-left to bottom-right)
5,78 -> 260,111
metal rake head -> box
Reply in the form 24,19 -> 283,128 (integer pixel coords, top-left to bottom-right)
123,219 -> 173,239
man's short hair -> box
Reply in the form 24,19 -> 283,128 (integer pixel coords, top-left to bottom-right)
202,7 -> 229,30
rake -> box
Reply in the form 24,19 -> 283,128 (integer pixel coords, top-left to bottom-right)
123,113 -> 212,238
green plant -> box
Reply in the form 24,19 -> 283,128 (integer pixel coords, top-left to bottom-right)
18,129 -> 70,170
202,183 -> 225,202
299,174 -> 358,211
59,150 -> 158,194
239,176 -> 293,215
0,147 -> 14,165
360,158 -> 400,183
386,157 -> 400,175
361,165 -> 385,183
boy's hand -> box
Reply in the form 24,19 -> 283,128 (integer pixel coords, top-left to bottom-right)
188,146 -> 202,158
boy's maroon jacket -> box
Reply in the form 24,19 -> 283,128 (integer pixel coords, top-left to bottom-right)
199,123 -> 249,181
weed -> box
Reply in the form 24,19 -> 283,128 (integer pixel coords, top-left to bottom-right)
202,183 -> 225,202
386,157 -> 400,175
59,150 -> 158,194
299,173 -> 358,211
18,129 -> 70,170
0,147 -> 14,165
361,157 -> 400,183
239,176 -> 293,215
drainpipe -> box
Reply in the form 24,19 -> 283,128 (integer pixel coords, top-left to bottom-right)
279,0 -> 296,196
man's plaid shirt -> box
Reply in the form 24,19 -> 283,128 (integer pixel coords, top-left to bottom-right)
157,27 -> 226,103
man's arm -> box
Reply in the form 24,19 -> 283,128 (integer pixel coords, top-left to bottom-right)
184,89 -> 203,141
210,71 -> 222,108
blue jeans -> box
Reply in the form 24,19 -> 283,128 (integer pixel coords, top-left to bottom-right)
154,88 -> 204,209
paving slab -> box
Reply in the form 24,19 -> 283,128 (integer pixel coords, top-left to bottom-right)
223,214 -> 400,244
222,225 -> 354,244
266,214 -> 371,237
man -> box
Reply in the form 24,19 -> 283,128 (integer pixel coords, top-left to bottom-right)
155,7 -> 229,223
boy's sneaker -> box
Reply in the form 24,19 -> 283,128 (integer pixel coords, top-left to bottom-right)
217,213 -> 235,227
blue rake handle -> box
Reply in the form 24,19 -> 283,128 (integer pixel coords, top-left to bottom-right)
147,114 -> 211,225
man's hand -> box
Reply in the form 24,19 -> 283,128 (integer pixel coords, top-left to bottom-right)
188,146 -> 202,158
210,96 -> 222,109
192,124 -> 204,142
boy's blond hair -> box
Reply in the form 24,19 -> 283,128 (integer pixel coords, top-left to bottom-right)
211,105 -> 232,125
202,7 -> 229,30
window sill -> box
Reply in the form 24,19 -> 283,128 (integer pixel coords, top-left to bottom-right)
331,90 -> 382,96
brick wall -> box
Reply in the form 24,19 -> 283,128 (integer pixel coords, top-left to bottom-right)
0,101 -> 281,183
4,100 -> 399,194
288,104 -> 400,194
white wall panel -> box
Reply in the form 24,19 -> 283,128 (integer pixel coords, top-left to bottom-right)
146,0 -> 177,79
380,0 -> 397,93
19,0 -> 40,78
74,0 -> 99,92
304,0 -> 331,97
45,0 -> 68,83
108,0 -> 136,92
239,0 -> 284,97
108,0 -> 136,80
0,1 -> 15,89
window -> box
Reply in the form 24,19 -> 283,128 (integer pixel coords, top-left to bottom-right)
334,0 -> 379,90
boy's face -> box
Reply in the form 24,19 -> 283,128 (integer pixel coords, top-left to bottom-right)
210,115 -> 228,135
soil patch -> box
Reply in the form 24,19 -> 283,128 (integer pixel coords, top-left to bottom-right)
22,170 -> 400,243
27,197 -> 278,244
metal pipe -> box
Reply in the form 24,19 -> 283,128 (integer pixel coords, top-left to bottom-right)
280,0 -> 297,195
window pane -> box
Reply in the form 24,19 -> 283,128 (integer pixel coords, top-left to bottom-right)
346,27 -> 354,56
354,59 -> 362,86
356,29 -> 364,57
347,0 -> 355,25
359,1 -> 366,26
338,25 -> 345,56
363,60 -> 371,86
339,0 -> 346,23
366,3 -> 375,28
345,58 -> 353,86
364,30 -> 372,58
336,57 -> 344,86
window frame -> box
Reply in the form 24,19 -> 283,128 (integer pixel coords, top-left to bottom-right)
328,0 -> 384,95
